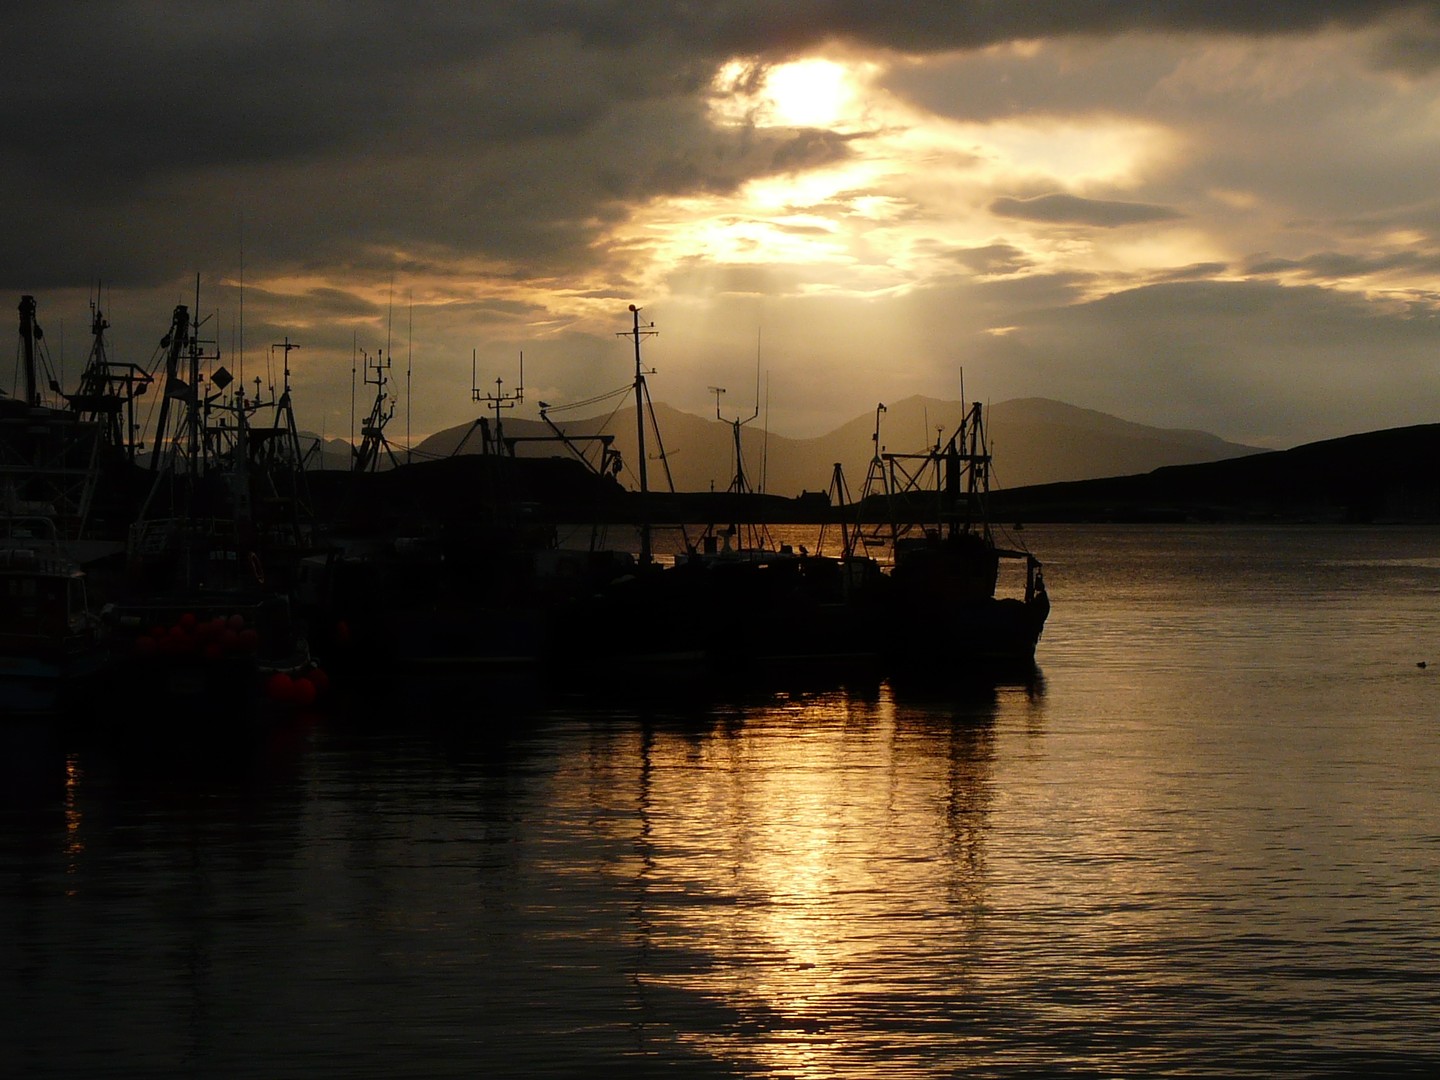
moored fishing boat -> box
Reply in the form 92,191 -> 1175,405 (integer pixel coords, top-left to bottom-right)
99,591 -> 322,720
542,307 -> 1049,688
94,286 -> 327,722
845,398 -> 1049,680
0,514 -> 107,716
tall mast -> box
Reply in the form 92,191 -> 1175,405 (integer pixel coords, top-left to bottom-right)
470,351 -> 524,454
353,347 -> 397,473
150,303 -> 191,472
18,295 -> 40,406
621,304 -> 657,566
187,274 -> 202,479
272,337 -> 305,466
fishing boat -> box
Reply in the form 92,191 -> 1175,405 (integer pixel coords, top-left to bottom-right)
98,287 -> 325,718
0,514 -> 107,716
532,308 -> 872,686
565,313 -> 1049,687
0,298 -> 119,717
843,398 -> 1049,680
293,346 -> 585,699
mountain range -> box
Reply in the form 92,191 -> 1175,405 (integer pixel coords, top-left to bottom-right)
302,397 -> 1440,524
387,396 -> 1266,495
986,422 -> 1440,523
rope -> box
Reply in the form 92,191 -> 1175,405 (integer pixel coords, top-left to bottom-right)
544,383 -> 631,414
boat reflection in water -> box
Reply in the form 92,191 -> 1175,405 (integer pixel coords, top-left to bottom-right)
11,526 -> 1440,1077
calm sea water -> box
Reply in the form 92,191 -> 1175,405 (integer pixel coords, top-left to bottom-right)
3,525 -> 1439,1078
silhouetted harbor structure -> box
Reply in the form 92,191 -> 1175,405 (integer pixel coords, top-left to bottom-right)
4,291 -> 322,722
14,286 -> 1440,719
4,293 -> 1054,713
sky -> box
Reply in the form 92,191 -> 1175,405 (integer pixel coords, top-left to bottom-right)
7,1 -> 1440,450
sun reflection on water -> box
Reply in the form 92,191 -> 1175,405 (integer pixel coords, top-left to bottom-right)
598,684 -> 1029,1076
63,754 -> 84,895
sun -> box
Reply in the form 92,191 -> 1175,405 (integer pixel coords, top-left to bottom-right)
710,57 -> 865,130
765,59 -> 852,128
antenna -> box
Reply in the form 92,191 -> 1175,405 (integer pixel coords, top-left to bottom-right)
761,372 -> 770,496
238,210 -> 245,386
269,336 -> 305,473
754,324 -> 762,407
349,331 -> 357,454
386,276 -> 394,357
385,276 -> 396,461
354,344 -> 398,472
471,350 -> 525,453
406,291 -> 412,465
754,320 -> 767,493
714,371 -> 760,497
619,304 -> 659,566
454,348 -> 523,457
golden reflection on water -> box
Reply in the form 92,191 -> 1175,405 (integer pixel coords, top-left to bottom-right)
63,753 -> 84,895
599,684 -> 1027,1077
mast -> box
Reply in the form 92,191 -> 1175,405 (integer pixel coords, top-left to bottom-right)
621,304 -> 657,566
187,275 -> 202,481
272,337 -> 308,470
353,347 -> 397,473
713,383 -> 760,496
68,300 -> 153,462
710,379 -> 767,551
476,352 -> 523,451
18,295 -> 41,407
406,294 -> 412,465
149,303 -> 192,473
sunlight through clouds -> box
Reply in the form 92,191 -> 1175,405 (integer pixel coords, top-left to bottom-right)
13,6 -> 1440,447
647,49 -> 1189,307
710,56 -> 881,133
964,117 -> 1180,192
765,58 -> 855,128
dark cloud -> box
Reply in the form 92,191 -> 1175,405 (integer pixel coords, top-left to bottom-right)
566,1 -> 1440,55
949,243 -> 1035,277
1367,18 -> 1440,72
1245,250 -> 1440,279
1154,263 -> 1232,282
990,193 -> 1184,227
7,2 -> 1440,447
5,3 -> 1428,288
966,277 -> 1440,444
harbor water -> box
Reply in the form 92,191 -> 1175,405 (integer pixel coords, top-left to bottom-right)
3,524 -> 1438,1077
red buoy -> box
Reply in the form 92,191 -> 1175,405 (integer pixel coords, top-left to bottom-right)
265,672 -> 295,702
290,677 -> 316,706
303,667 -> 330,696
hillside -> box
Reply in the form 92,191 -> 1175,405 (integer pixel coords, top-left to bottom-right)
410,397 -> 1264,495
298,417 -> 1440,527
988,423 -> 1440,523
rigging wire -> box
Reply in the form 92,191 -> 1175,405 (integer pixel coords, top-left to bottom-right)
544,383 -> 631,414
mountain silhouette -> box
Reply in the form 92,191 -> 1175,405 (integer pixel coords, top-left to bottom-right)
988,423 -> 1440,523
409,396 -> 1265,495
304,405 -> 1440,524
